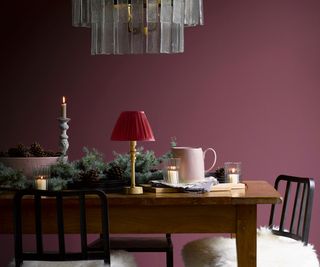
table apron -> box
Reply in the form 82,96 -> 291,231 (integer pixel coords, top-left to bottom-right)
0,203 -> 257,235
109,204 -> 239,233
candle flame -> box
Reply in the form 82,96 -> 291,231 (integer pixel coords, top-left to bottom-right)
168,166 -> 177,171
62,96 -> 66,104
231,168 -> 236,173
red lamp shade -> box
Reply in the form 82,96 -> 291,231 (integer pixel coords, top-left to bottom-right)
111,111 -> 155,141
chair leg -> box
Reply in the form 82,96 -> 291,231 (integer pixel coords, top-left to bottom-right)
15,258 -> 22,267
166,249 -> 174,267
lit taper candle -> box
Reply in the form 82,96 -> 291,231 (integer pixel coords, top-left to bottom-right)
61,96 -> 67,119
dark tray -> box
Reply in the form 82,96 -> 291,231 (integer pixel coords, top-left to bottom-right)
67,179 -> 129,193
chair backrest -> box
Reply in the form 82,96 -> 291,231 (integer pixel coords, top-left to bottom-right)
13,189 -> 111,266
269,175 -> 315,244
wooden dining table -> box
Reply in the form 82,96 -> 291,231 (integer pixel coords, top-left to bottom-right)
0,180 -> 281,267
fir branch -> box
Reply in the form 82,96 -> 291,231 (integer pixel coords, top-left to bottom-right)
0,163 -> 28,189
49,160 -> 79,181
73,147 -> 107,173
49,178 -> 68,191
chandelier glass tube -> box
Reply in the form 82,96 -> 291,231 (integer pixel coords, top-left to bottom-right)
72,0 -> 203,55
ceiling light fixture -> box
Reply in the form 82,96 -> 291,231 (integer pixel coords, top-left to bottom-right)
72,0 -> 203,54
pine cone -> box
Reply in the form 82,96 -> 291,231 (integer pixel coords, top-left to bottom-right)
44,150 -> 56,157
79,169 -> 100,182
8,144 -> 29,157
213,167 -> 225,179
105,163 -> 125,180
30,142 -> 45,157
211,167 -> 226,183
0,151 -> 8,157
8,148 -> 18,157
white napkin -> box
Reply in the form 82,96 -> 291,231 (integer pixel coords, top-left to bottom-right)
150,177 -> 218,193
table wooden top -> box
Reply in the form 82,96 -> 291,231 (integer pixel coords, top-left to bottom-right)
0,180 -> 281,206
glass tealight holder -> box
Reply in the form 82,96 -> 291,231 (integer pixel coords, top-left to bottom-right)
33,166 -> 50,190
34,176 -> 48,190
224,162 -> 241,184
163,158 -> 181,185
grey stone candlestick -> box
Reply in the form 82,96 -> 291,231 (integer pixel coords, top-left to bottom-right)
58,117 -> 70,156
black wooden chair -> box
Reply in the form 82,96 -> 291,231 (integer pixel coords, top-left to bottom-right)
269,174 -> 315,244
182,175 -> 319,267
12,189 -> 137,267
89,233 -> 173,267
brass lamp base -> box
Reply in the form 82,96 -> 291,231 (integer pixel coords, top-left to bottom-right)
124,186 -> 143,195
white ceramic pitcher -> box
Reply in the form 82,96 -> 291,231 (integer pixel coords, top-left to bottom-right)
171,147 -> 217,183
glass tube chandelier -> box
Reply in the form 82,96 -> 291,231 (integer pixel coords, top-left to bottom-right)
72,0 -> 203,55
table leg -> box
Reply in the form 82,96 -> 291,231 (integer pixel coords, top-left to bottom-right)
236,205 -> 257,267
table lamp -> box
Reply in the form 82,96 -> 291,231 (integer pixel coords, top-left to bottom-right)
111,111 -> 155,194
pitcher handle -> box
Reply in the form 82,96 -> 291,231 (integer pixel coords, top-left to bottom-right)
204,148 -> 217,173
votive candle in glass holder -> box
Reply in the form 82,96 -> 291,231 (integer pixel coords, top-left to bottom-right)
33,166 -> 50,190
163,158 -> 181,184
224,162 -> 241,183
34,175 -> 48,190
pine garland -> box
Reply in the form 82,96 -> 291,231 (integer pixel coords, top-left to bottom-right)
0,138 -> 178,190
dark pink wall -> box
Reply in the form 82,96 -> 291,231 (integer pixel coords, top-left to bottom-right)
1,0 -> 320,266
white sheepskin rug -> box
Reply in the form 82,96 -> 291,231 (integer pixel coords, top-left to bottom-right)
9,250 -> 137,267
182,227 -> 320,267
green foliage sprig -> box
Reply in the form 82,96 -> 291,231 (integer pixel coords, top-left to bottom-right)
157,136 -> 177,163
49,159 -> 78,190
49,148 -> 107,188
109,147 -> 163,184
50,160 -> 78,180
0,163 -> 29,190
48,178 -> 69,191
73,147 -> 107,175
